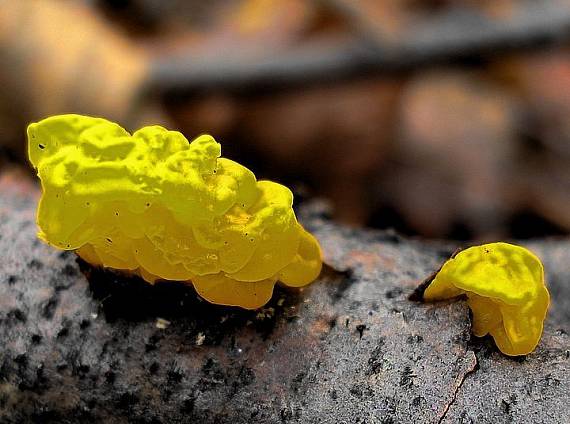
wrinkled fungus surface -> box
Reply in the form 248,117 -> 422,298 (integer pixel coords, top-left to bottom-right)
423,242 -> 550,356
27,114 -> 322,309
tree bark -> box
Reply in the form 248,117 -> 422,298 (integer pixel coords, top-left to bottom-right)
0,168 -> 568,423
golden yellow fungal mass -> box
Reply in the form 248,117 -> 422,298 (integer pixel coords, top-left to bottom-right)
424,242 -> 550,356
27,114 -> 322,309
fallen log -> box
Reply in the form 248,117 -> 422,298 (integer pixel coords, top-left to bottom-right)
0,168 -> 568,423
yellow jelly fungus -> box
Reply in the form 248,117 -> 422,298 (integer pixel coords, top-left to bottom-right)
27,114 -> 322,309
423,243 -> 550,356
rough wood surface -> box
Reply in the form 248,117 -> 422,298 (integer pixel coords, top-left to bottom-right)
0,169 -> 568,423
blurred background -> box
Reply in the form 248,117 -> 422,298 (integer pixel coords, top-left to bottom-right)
1,0 -> 570,241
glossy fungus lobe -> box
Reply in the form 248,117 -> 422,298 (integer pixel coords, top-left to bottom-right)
423,242 -> 550,356
28,114 -> 322,309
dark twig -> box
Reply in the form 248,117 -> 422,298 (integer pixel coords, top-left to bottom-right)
149,2 -> 570,94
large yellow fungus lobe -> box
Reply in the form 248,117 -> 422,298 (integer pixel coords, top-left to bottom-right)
423,243 -> 550,356
27,114 -> 322,309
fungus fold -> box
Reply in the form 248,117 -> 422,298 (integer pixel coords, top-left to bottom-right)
27,114 -> 322,309
422,242 -> 550,356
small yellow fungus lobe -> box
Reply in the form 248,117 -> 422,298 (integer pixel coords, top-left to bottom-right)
423,243 -> 550,356
27,114 -> 322,309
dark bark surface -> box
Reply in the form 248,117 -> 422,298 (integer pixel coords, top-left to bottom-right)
0,169 -> 568,423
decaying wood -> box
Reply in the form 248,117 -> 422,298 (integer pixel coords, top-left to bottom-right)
0,170 -> 568,423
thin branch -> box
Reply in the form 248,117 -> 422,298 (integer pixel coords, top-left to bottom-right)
149,2 -> 570,94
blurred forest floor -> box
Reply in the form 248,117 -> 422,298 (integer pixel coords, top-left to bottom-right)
1,0 -> 570,240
